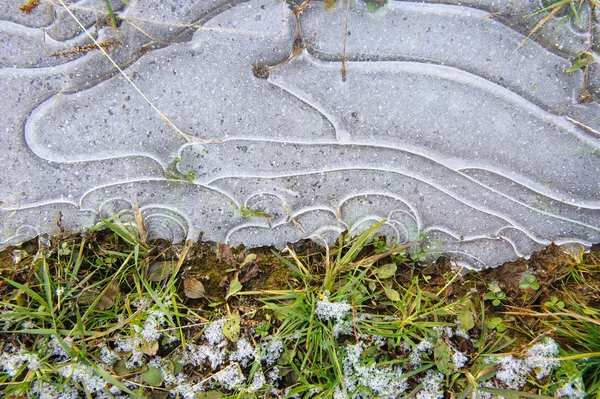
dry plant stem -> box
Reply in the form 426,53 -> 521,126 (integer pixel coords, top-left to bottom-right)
504,308 -> 600,327
519,4 -> 564,49
341,0 -> 351,81
54,0 -> 200,143
578,0 -> 595,102
566,116 -> 600,135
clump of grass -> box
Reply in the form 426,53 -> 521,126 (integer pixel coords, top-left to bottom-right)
0,216 -> 599,398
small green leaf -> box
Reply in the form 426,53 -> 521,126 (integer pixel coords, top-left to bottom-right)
492,299 -> 500,307
113,358 -> 130,376
457,299 -> 475,331
496,323 -> 506,332
240,206 -> 273,218
141,365 -> 163,387
226,277 -> 243,299
530,282 -> 540,290
222,313 -> 241,342
240,253 -> 257,267
383,287 -> 400,302
566,57 -> 590,74
434,339 -> 455,376
255,321 -> 271,338
377,263 -> 397,279
186,171 -> 196,182
486,292 -> 496,300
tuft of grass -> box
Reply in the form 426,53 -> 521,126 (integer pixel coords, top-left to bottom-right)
0,218 -> 599,398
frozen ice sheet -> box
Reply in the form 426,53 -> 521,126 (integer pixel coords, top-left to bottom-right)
1,0 -> 599,268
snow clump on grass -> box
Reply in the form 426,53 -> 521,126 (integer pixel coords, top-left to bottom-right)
416,370 -> 444,399
59,362 -> 110,394
99,343 -> 121,366
523,337 -> 559,379
315,297 -> 352,322
494,337 -> 560,389
229,336 -> 256,367
246,369 -> 267,393
31,381 -> 80,399
259,336 -> 284,365
204,318 -> 226,345
556,376 -> 586,399
0,349 -> 41,377
410,338 -> 434,366
452,350 -> 469,369
340,342 -> 408,398
212,363 -> 245,390
495,355 -> 528,389
114,334 -> 144,369
47,336 -> 72,359
139,310 -> 166,342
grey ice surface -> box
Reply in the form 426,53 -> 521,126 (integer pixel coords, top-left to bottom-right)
1,0 -> 599,268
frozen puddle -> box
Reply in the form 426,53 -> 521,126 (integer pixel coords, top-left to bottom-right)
1,0 -> 599,268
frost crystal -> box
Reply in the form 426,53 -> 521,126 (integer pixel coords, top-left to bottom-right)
452,350 -> 469,369
523,337 -> 559,379
315,298 -> 352,322
212,364 -> 245,390
416,371 -> 444,399
204,319 -> 227,345
495,355 -> 528,389
260,337 -> 284,366
0,350 -> 41,377
59,362 -> 109,394
230,337 -> 256,367
556,377 -> 586,399
341,343 -> 408,397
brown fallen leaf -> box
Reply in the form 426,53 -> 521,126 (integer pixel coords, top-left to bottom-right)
96,281 -> 120,310
147,261 -> 173,282
142,339 -> 159,356
240,263 -> 260,284
183,277 -> 206,299
217,244 -> 237,267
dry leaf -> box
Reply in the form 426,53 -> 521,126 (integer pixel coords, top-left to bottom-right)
240,263 -> 260,284
183,277 -> 205,298
218,244 -> 236,267
96,281 -> 120,310
142,339 -> 159,356
147,261 -> 172,282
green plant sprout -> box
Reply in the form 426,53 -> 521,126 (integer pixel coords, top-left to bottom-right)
520,273 -> 540,290
544,295 -> 565,310
486,281 -> 507,306
486,317 -> 507,332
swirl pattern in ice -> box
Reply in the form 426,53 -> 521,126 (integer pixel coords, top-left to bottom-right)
1,0 -> 599,268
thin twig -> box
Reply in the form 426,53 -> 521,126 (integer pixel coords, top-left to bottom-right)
341,0 -> 351,81
55,0 -> 198,143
